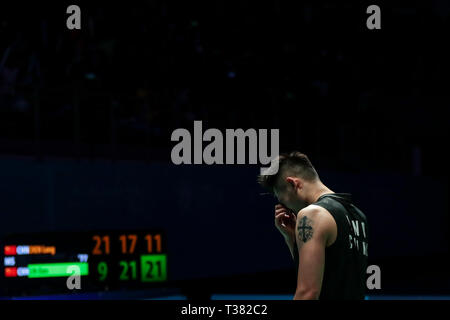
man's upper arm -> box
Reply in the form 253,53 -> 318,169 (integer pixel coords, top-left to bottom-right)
294,206 -> 335,300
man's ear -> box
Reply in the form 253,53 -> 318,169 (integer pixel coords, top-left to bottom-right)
286,177 -> 301,190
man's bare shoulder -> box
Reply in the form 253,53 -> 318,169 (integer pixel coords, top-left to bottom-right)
297,204 -> 331,220
296,205 -> 337,246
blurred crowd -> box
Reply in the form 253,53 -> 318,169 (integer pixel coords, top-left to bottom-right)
1,1 -> 449,175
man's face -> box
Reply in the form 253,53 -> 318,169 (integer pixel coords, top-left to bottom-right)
274,179 -> 307,213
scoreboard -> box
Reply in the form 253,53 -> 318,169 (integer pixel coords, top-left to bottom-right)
1,230 -> 168,297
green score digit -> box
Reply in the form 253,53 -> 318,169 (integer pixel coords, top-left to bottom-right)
140,254 -> 167,282
97,262 -> 108,281
119,261 -> 137,280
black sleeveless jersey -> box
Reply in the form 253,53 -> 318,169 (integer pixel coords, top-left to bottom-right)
293,193 -> 369,300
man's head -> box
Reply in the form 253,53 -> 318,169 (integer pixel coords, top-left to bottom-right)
257,151 -> 320,213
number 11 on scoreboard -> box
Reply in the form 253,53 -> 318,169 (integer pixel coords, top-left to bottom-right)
145,234 -> 162,253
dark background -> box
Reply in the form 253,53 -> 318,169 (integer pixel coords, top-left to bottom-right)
0,1 -> 449,298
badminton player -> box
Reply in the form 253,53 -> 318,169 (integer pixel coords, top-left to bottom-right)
258,152 -> 369,300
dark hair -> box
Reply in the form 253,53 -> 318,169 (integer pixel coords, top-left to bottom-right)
257,151 -> 319,192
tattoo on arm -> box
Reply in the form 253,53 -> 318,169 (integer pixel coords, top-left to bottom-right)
297,216 -> 314,243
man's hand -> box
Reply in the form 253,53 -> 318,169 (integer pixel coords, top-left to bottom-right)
274,204 -> 297,242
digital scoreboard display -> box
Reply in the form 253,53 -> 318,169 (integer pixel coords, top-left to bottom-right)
0,230 -> 168,297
